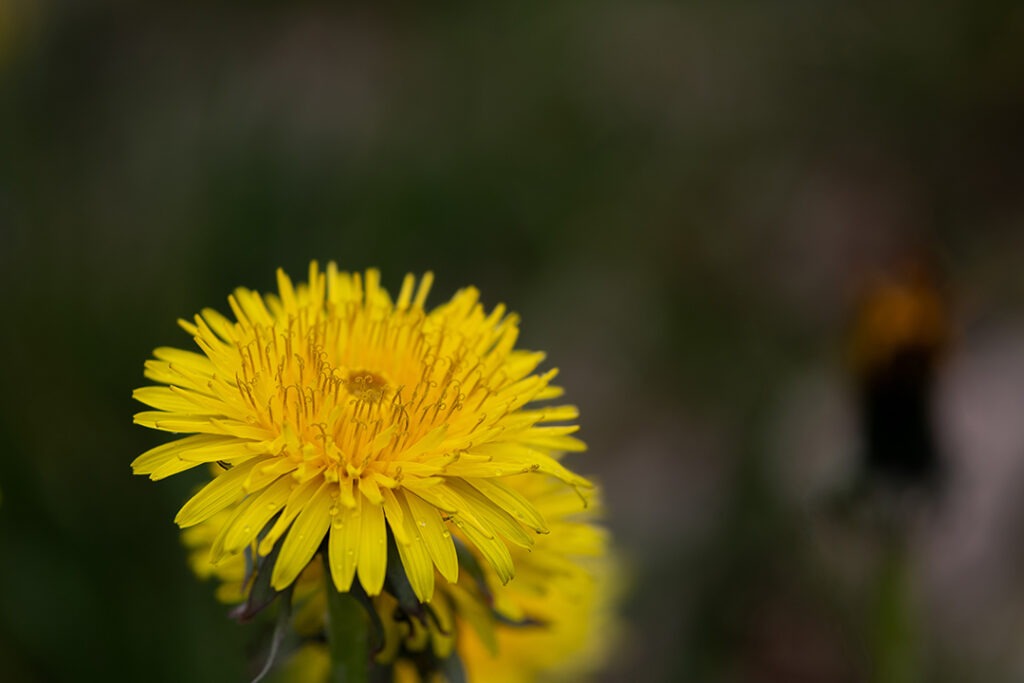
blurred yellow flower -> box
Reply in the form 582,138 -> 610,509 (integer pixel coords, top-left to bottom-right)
133,262 -> 591,602
183,474 -> 615,682
457,476 -> 615,683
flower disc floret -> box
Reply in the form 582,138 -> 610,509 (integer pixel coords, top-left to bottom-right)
133,262 -> 590,601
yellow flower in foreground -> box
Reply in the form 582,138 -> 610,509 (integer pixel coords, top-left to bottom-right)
134,263 -> 591,601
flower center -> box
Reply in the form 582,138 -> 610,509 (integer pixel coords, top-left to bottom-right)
345,369 -> 389,403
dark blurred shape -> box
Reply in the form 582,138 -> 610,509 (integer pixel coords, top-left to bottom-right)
848,255 -> 950,489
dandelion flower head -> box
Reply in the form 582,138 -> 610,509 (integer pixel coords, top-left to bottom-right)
133,262 -> 591,602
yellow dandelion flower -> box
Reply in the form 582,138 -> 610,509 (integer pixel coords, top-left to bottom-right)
133,262 -> 591,602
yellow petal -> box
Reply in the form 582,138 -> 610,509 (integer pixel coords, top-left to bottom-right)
520,429 -> 587,453
404,491 -> 458,583
150,452 -> 227,481
132,387 -> 199,413
395,273 -> 416,310
306,260 -> 325,304
356,499 -> 387,596
405,483 -> 491,538
152,347 -> 215,373
327,495 -> 361,593
175,458 -> 262,528
392,491 -> 435,602
131,435 -> 230,477
142,360 -> 210,391
209,419 -> 274,441
220,475 -> 294,554
337,476 -> 356,509
533,384 -> 564,400
244,458 -> 297,493
258,477 -> 321,555
437,459 -> 519,479
380,488 -> 408,544
448,480 -> 532,549
364,268 -> 383,306
133,411 -> 225,435
455,517 -> 513,584
208,495 -> 255,563
471,443 -> 592,488
276,268 -> 298,313
271,481 -> 333,590
199,307 -> 237,343
358,476 -> 384,505
177,439 -> 253,464
366,424 -> 397,456
502,351 -> 546,381
517,404 -> 579,425
230,288 -> 274,328
412,271 -> 433,309
168,385 -> 248,420
465,477 -> 547,533
399,425 -> 448,460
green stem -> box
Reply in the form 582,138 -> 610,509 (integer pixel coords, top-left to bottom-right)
323,554 -> 370,683
870,535 -> 919,683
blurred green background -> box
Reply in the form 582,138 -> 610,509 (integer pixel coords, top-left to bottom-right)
3,1 -> 1024,682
